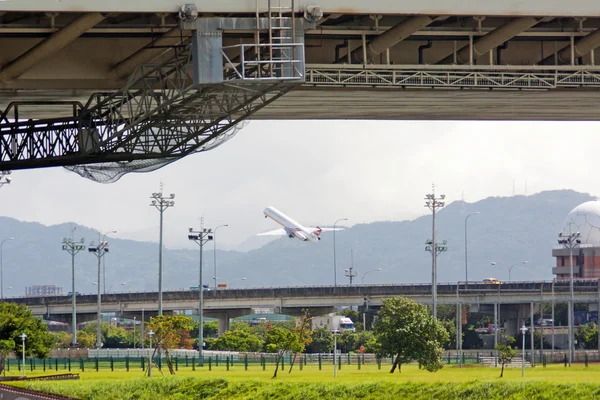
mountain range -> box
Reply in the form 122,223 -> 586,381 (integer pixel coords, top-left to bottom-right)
0,189 -> 594,296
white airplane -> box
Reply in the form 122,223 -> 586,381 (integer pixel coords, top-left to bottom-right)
259,206 -> 343,242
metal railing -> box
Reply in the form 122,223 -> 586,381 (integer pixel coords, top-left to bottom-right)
222,43 -> 305,81
304,66 -> 600,90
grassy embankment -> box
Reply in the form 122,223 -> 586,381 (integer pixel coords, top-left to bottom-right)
7,364 -> 600,399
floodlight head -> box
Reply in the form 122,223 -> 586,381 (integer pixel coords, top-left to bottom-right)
5,177 -> 10,183
208,235 -> 213,240
558,232 -> 563,237
170,193 -> 175,199
521,261 -> 528,264
63,238 -> 67,243
188,235 -> 198,240
169,201 -> 174,206
440,194 -> 445,199
152,192 -> 158,197
189,228 -> 193,232
491,262 -> 497,265
439,202 -> 445,207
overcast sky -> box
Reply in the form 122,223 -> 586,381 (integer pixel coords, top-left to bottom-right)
1,120 -> 598,250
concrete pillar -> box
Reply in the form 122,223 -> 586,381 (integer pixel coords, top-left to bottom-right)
217,313 -> 229,336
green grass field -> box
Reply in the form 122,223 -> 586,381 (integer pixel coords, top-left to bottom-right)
5,363 -> 600,399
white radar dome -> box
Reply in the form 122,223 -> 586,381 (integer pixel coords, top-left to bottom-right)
562,201 -> 600,245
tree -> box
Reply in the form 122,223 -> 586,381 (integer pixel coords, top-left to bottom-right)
353,330 -> 378,353
495,335 -> 517,378
0,303 -> 54,374
575,322 -> 598,349
373,297 -> 449,374
76,330 -> 96,348
210,330 -> 263,352
289,310 -> 312,373
146,314 -> 194,375
265,326 -> 302,378
306,328 -> 333,353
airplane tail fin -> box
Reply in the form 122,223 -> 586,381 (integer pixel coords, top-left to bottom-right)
314,226 -> 323,237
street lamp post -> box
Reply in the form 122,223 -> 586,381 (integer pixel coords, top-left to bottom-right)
464,212 -> 480,287
333,218 -> 347,293
148,330 -> 154,377
520,325 -> 528,377
0,237 -> 15,300
558,229 -> 581,367
228,277 -> 247,287
213,224 -> 228,290
62,227 -> 85,346
188,226 -> 213,360
88,234 -> 111,349
491,261 -> 528,282
133,317 -> 137,349
361,268 -> 382,284
20,332 -> 26,377
150,185 -> 175,316
425,187 -> 446,318
425,238 -> 448,318
101,231 -> 116,295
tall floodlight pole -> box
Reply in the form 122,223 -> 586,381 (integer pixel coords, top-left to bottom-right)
558,229 -> 581,367
0,171 -> 11,189
425,238 -> 448,318
188,225 -> 213,360
464,212 -> 480,287
62,227 -> 85,346
213,224 -> 228,290
150,185 -> 175,316
88,233 -> 110,349
0,237 -> 15,300
491,261 -> 528,282
425,188 -> 446,318
333,218 -> 347,293
101,231 -> 117,294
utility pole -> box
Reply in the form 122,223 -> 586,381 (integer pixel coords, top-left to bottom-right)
61,226 -> 85,346
188,223 -> 213,360
425,238 -> 448,318
344,267 -> 357,285
333,218 -> 347,294
88,233 -> 110,349
213,224 -> 228,290
558,227 -> 581,366
425,186 -> 446,318
150,183 -> 175,316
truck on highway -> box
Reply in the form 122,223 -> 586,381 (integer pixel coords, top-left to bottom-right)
311,314 -> 356,333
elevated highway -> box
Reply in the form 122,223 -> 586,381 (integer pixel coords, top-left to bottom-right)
10,281 -> 600,334
2,1 -> 600,174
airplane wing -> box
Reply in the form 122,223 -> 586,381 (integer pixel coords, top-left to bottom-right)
257,228 -> 288,236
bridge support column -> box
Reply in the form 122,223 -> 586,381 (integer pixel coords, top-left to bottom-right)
217,314 -> 229,336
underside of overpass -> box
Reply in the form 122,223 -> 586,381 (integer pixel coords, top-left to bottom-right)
1,1 -> 600,179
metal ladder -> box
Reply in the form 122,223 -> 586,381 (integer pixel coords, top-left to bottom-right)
267,0 -> 295,77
